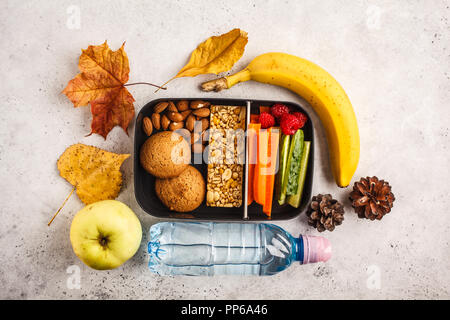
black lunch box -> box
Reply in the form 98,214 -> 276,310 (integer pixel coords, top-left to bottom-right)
134,98 -> 314,221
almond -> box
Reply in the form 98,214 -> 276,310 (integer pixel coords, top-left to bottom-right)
201,118 -> 209,131
174,128 -> 191,143
161,114 -> 170,130
167,111 -> 183,122
191,132 -> 201,145
193,119 -> 204,132
154,101 -> 169,113
186,114 -> 196,132
202,130 -> 210,143
177,100 -> 189,112
190,100 -> 210,110
167,101 -> 178,112
180,109 -> 192,120
142,117 -> 153,136
192,142 -> 205,154
169,121 -> 184,131
151,113 -> 161,130
192,107 -> 210,118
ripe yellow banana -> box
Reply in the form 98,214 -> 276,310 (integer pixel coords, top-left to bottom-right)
201,52 -> 359,187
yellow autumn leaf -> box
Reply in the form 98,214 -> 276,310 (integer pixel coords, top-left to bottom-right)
161,28 -> 248,89
57,144 -> 130,205
49,144 -> 130,226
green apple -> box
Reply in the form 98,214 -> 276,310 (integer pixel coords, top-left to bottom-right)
70,200 -> 142,270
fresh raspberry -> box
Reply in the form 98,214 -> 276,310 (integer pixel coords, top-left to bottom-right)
259,112 -> 275,129
270,103 -> 290,120
280,114 -> 301,135
292,112 -> 308,128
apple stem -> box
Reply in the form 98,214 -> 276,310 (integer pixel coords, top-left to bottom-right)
48,187 -> 75,226
99,237 -> 108,247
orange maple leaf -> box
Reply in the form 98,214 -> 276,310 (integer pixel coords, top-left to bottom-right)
63,41 -> 135,139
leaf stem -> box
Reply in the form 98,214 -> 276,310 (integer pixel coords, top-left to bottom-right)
124,82 -> 167,90
48,187 -> 75,226
154,77 -> 175,93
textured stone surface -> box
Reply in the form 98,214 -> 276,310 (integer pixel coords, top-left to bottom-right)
0,0 -> 449,299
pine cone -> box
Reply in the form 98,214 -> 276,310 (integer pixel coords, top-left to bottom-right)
306,194 -> 345,232
349,176 -> 395,220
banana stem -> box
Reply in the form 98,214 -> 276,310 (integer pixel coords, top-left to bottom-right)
227,69 -> 251,87
200,77 -> 228,92
200,69 -> 251,92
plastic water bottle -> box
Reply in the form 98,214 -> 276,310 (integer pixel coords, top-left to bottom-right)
148,222 -> 331,276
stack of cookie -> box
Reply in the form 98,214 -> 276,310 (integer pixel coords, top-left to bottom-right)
140,131 -> 205,212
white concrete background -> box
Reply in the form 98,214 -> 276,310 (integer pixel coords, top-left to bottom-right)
0,0 -> 449,300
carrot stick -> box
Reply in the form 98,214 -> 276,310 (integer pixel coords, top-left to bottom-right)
259,106 -> 270,114
247,123 -> 260,205
263,128 -> 280,217
254,128 -> 269,205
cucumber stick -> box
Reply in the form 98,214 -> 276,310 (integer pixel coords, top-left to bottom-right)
286,130 -> 304,196
278,130 -> 304,205
275,134 -> 291,205
287,141 -> 311,208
